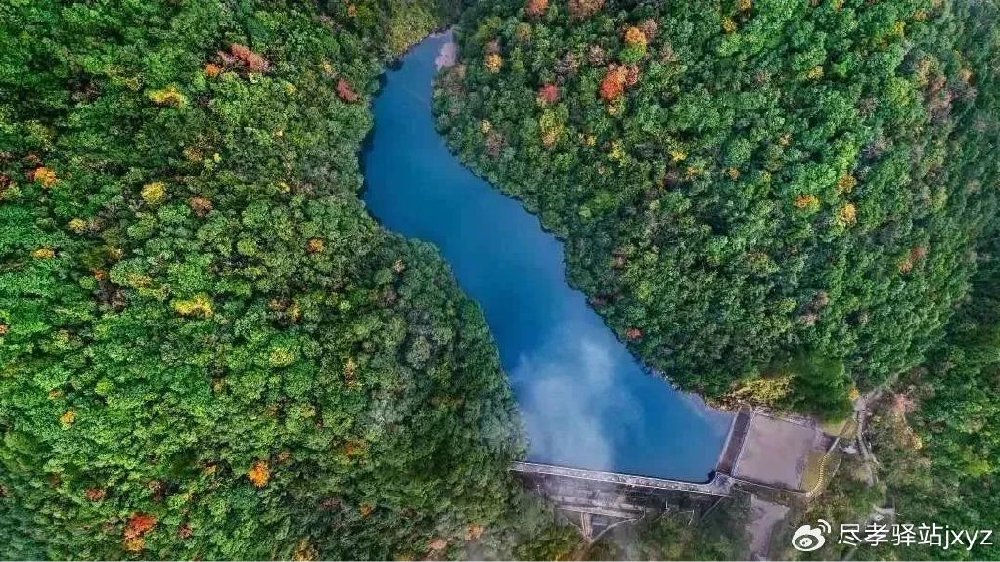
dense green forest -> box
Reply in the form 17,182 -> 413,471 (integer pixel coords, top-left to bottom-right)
823,7 -> 1000,557
0,1 -> 752,559
858,233 -> 1000,561
0,0 -> 545,558
3,0 -> 997,559
781,222 -> 1000,561
436,0 -> 1000,415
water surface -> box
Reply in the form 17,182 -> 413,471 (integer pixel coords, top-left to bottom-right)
363,33 -> 732,481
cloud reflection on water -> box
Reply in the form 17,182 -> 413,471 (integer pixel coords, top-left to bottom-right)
515,320 -> 645,472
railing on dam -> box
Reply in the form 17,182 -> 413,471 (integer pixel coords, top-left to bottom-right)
510,461 -> 735,497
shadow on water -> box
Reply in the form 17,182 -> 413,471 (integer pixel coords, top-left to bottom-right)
362,32 -> 732,482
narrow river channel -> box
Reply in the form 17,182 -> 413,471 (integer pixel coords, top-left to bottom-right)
363,32 -> 732,482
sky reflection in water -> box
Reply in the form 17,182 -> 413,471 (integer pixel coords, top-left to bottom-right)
363,33 -> 732,481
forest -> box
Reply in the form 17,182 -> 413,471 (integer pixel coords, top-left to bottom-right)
781,223 -> 1000,561
436,0 -> 1000,417
0,0 -> 748,559
3,0 -> 998,559
437,0 -> 999,557
0,0 -> 537,558
783,3 -> 1000,557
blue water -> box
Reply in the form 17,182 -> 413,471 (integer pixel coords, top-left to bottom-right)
363,33 -> 732,481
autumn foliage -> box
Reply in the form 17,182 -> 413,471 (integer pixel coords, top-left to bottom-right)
624,26 -> 647,47
189,195 -> 213,217
599,65 -> 628,101
537,83 -> 559,104
124,512 -> 157,550
525,0 -> 549,18
148,86 -> 188,107
837,202 -> 858,226
220,43 -> 270,73
568,0 -> 605,19
307,237 -> 326,254
794,194 -> 819,210
29,165 -> 58,188
337,78 -> 360,103
485,53 -> 503,73
125,513 -> 158,539
248,460 -> 271,488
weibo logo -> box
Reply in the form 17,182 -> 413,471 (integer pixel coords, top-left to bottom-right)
792,519 -> 832,552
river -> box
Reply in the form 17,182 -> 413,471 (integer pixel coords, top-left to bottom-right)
363,32 -> 732,482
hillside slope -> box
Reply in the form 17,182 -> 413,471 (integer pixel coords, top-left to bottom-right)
0,1 -> 528,558
436,0 -> 999,415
